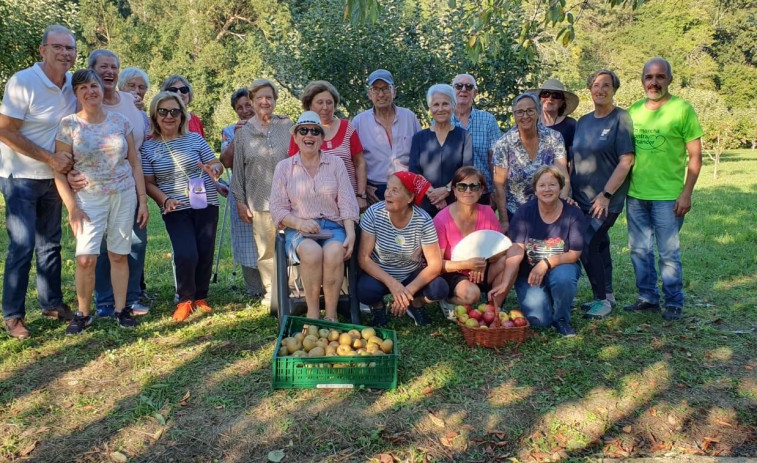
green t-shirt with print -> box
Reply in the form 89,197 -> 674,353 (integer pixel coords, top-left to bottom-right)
627,95 -> 703,200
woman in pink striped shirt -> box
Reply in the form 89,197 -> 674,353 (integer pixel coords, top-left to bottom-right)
270,111 -> 360,320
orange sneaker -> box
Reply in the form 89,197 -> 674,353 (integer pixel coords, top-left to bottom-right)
194,299 -> 212,313
173,301 -> 193,322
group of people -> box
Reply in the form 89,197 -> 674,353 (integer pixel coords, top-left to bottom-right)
0,24 -> 703,340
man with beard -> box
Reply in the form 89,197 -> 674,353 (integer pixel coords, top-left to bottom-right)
624,57 -> 703,322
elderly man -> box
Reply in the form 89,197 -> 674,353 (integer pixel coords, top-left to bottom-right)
0,25 -> 77,339
625,57 -> 703,321
352,69 -> 421,203
451,74 -> 501,206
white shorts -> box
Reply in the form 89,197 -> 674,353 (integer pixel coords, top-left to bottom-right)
75,189 -> 137,256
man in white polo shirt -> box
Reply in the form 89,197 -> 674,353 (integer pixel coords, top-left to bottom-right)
0,24 -> 77,339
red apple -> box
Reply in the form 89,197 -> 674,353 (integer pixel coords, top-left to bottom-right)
513,317 -> 528,327
509,309 -> 524,319
468,310 -> 482,321
482,311 -> 496,324
485,303 -> 497,313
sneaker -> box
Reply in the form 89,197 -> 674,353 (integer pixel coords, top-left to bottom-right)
580,299 -> 617,311
439,300 -> 457,321
66,312 -> 93,335
42,303 -> 75,321
552,318 -> 576,337
662,306 -> 683,321
96,305 -> 115,318
624,299 -> 660,312
406,307 -> 431,327
139,290 -> 152,303
173,301 -> 193,322
117,307 -> 137,329
130,302 -> 150,316
371,302 -> 388,327
584,300 -> 612,319
5,318 -> 30,339
194,299 -> 212,313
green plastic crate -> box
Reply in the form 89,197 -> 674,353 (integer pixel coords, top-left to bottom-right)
272,316 -> 398,389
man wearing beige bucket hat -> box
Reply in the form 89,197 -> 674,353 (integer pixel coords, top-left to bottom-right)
529,79 -> 579,165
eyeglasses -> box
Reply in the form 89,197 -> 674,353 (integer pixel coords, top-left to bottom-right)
157,108 -> 182,117
44,43 -> 76,52
455,182 -> 482,192
514,108 -> 537,118
453,83 -> 475,91
167,86 -> 190,95
539,91 -> 564,100
369,86 -> 393,96
296,127 -> 324,136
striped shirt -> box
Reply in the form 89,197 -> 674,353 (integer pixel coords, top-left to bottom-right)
360,202 -> 438,281
141,132 -> 220,211
269,153 -> 360,229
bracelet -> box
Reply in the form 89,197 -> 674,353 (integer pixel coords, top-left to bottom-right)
542,258 -> 552,271
162,197 -> 170,209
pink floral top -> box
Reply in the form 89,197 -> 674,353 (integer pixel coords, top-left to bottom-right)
56,111 -> 135,194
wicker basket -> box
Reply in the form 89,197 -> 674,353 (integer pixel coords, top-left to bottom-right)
457,320 -> 530,348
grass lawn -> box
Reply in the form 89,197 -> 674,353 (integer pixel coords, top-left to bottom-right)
1,150 -> 755,462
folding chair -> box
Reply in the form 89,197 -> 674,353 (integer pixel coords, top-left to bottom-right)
271,229 -> 361,329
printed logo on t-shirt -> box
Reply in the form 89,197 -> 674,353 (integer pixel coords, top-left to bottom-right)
525,237 -> 565,266
599,128 -> 611,141
635,128 -> 666,150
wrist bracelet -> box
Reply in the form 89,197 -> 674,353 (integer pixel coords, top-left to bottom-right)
162,197 -> 169,209
542,258 -> 552,271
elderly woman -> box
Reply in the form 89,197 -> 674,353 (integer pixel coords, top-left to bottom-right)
231,79 -> 293,306
530,79 -> 578,164
270,111 -> 359,321
358,172 -> 449,327
161,75 -> 205,137
289,81 -> 368,211
119,66 -> 150,130
434,166 -> 508,307
67,50 -> 150,317
141,91 -> 224,322
490,166 -> 585,337
218,88 -> 263,297
492,93 -> 570,234
409,84 -> 473,217
571,70 -> 635,318
54,70 -> 148,334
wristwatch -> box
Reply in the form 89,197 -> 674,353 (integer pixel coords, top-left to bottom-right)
602,190 -> 613,199
356,193 -> 367,199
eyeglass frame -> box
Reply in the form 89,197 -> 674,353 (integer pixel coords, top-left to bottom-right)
453,83 -> 476,91
514,108 -> 538,118
367,85 -> 394,96
167,86 -> 190,95
454,182 -> 482,192
539,90 -> 564,100
157,108 -> 183,118
295,127 -> 324,136
44,43 -> 76,52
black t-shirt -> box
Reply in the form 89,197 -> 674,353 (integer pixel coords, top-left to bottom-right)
510,199 -> 585,276
549,116 -> 577,164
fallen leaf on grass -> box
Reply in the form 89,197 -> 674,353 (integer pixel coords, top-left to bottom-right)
745,365 -> 754,371
430,331 -> 443,337
487,429 -> 507,440
19,441 -> 38,457
153,413 -> 166,425
623,425 -> 632,433
440,436 -> 455,448
715,419 -> 734,428
267,449 -> 285,462
378,453 -> 394,463
110,451 -> 129,462
422,386 -> 434,394
650,408 -> 658,417
428,411 -> 445,428
152,429 -> 164,440
179,391 -> 191,406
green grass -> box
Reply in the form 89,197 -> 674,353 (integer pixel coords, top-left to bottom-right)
0,150 -> 756,462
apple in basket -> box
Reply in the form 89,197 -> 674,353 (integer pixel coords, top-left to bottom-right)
454,305 -> 468,318
457,313 -> 470,323
509,309 -> 525,319
482,310 -> 496,325
503,319 -> 515,328
513,317 -> 528,327
468,309 -> 483,321
498,311 -> 509,320
464,318 -> 479,328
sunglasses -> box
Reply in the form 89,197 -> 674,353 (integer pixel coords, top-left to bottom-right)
296,127 -> 324,136
539,91 -> 564,100
455,182 -> 482,192
167,86 -> 190,95
453,83 -> 475,91
157,108 -> 182,117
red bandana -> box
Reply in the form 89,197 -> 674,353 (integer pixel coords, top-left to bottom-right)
392,171 -> 431,205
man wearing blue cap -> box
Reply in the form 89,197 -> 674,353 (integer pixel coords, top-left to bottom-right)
352,69 -> 421,203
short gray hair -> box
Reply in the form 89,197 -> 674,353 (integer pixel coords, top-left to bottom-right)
642,57 -> 673,82
249,78 -> 279,101
587,69 -> 621,91
512,93 -> 541,121
161,75 -> 194,104
41,25 -> 74,46
452,73 -> 477,89
426,84 -> 456,108
87,49 -> 120,70
118,67 -> 150,91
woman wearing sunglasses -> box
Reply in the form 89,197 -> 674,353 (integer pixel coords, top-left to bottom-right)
161,75 -> 205,138
141,91 -> 224,322
270,111 -> 359,321
409,84 -> 473,218
231,79 -> 293,306
529,79 -> 579,165
434,166 -> 508,308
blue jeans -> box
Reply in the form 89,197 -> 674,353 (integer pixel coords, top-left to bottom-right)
626,197 -> 684,308
357,267 -> 449,306
514,262 -> 580,327
94,209 -> 147,308
0,177 -> 64,320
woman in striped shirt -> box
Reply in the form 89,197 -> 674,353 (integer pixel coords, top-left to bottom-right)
141,92 -> 224,322
269,111 -> 359,321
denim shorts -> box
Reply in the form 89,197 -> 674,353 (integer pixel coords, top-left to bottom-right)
284,218 -> 346,263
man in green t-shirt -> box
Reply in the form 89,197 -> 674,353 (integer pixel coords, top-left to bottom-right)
625,57 -> 703,321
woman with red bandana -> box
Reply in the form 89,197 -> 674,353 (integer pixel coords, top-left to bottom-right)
357,171 -> 449,327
